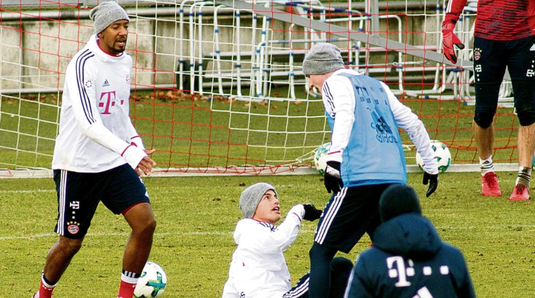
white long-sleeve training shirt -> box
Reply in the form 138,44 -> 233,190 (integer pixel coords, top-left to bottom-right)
52,35 -> 146,173
222,205 -> 305,298
322,69 -> 439,175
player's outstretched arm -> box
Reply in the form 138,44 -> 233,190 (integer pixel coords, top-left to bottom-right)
256,204 -> 304,252
303,203 -> 322,221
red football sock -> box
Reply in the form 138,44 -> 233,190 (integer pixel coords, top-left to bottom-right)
117,279 -> 137,298
38,279 -> 55,298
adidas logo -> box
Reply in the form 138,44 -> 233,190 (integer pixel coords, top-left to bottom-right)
103,79 -> 110,87
530,44 -> 535,51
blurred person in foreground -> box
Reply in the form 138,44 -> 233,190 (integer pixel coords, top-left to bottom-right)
32,2 -> 156,298
344,184 -> 475,298
222,182 -> 353,298
302,42 -> 440,298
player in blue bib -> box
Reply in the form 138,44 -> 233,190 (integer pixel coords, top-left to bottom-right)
302,43 -> 440,298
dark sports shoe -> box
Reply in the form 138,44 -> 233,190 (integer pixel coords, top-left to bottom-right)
481,172 -> 501,197
509,184 -> 529,201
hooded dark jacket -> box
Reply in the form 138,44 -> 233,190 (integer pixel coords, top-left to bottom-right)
344,213 -> 475,298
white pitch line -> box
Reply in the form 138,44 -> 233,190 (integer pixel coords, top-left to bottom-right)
0,189 -> 55,193
0,230 -> 315,240
2,225 -> 535,241
0,231 -> 233,240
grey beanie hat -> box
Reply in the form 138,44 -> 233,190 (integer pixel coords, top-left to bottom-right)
90,1 -> 130,34
239,182 -> 277,218
379,184 -> 422,222
302,43 -> 345,76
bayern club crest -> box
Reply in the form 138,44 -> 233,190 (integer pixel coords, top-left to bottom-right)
474,48 -> 482,61
67,221 -> 80,234
67,224 -> 79,234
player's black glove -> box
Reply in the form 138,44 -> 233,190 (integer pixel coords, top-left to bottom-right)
423,172 -> 439,197
324,161 -> 343,193
303,203 -> 322,221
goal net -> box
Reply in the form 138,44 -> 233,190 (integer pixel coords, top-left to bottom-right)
0,0 -> 521,178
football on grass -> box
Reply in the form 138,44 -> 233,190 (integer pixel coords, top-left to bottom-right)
134,262 -> 167,298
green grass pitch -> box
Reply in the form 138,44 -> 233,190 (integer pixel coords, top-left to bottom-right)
2,172 -> 535,297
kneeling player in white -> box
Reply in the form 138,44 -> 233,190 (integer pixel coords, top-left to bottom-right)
223,183 -> 353,298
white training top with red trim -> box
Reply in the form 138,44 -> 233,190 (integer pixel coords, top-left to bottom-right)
52,34 -> 146,173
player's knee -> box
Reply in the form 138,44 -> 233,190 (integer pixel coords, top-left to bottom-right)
148,217 -> 157,232
140,216 -> 157,235
516,107 -> 535,126
58,237 -> 83,255
309,242 -> 323,261
473,111 -> 495,128
309,244 -> 317,259
309,242 -> 336,262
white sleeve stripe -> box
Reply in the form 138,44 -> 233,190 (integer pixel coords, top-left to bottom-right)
446,0 -> 453,13
75,49 -> 96,124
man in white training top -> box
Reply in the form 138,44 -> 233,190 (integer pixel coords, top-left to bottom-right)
32,2 -> 156,298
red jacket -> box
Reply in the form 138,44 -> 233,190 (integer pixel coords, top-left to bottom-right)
444,0 -> 535,40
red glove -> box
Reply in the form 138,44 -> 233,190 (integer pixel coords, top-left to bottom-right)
441,22 -> 465,64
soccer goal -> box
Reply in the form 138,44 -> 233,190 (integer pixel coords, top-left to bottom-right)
0,0 -> 520,178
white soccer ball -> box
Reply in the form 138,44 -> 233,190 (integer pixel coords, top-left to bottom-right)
314,142 -> 331,175
134,262 -> 167,298
416,140 -> 451,173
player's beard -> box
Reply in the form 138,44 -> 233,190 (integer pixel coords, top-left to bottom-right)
114,38 -> 127,53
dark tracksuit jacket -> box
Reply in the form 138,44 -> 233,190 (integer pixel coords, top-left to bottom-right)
344,214 -> 475,298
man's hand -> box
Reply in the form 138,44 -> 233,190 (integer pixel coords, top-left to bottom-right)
136,149 -> 156,176
324,161 -> 343,193
442,22 -> 465,64
303,203 -> 322,221
423,172 -> 438,197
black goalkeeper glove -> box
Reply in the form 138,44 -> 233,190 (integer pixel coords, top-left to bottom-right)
324,161 -> 343,194
423,172 -> 439,197
303,203 -> 322,221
